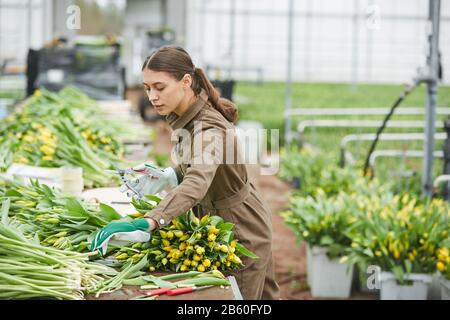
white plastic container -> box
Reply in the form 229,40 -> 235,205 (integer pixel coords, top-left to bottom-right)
307,245 -> 354,298
427,272 -> 442,300
60,166 -> 83,196
378,272 -> 432,300
440,278 -> 450,300
306,244 -> 312,286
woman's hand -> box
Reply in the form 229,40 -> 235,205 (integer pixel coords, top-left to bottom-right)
119,164 -> 179,199
89,218 -> 152,256
145,218 -> 157,231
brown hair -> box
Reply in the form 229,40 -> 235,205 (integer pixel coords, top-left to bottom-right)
142,45 -> 238,123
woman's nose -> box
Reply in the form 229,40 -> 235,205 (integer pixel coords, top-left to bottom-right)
147,90 -> 158,102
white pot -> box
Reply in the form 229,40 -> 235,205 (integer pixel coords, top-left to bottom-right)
440,278 -> 450,300
427,272 -> 442,300
307,245 -> 354,298
306,244 -> 312,286
378,272 -> 432,300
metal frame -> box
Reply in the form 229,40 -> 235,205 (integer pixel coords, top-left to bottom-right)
286,107 -> 450,117
433,175 -> 450,199
421,0 -> 441,196
433,174 -> 450,188
369,150 -> 444,177
340,132 -> 447,167
284,107 -> 450,142
297,119 -> 444,138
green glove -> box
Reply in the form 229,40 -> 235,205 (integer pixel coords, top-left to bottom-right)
90,219 -> 151,256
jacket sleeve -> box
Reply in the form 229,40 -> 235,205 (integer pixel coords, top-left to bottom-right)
171,165 -> 184,184
145,127 -> 222,229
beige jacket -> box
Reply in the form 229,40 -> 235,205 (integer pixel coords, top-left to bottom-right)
145,90 -> 280,299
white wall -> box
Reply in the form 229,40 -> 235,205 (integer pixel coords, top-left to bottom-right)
186,0 -> 450,84
0,0 -> 49,60
123,0 -> 163,85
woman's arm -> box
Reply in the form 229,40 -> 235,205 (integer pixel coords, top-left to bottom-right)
144,127 -> 222,229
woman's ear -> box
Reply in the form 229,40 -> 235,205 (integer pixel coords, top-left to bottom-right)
182,74 -> 192,89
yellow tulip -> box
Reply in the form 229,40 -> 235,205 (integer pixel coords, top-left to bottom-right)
162,239 -> 170,247
183,259 -> 191,266
159,230 -> 167,239
174,230 -> 184,238
202,259 -> 211,267
23,135 -> 35,143
232,255 -> 243,265
394,250 -> 400,259
193,254 -> 201,261
192,216 -> 200,226
196,246 -> 205,255
208,234 -> 217,242
40,145 -> 55,156
437,261 -> 446,272
208,226 -> 219,235
197,264 -> 206,272
200,215 -> 209,224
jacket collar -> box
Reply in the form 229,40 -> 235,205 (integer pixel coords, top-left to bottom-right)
167,89 -> 209,130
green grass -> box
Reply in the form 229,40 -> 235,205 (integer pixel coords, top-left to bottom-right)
235,81 -> 450,188
236,81 -> 450,137
0,90 -> 24,101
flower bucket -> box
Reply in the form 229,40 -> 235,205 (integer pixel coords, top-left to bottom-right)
306,244 -> 312,286
378,272 -> 432,300
427,272 -> 442,300
307,245 -> 354,298
440,278 -> 450,300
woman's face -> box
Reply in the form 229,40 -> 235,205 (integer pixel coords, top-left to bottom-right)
142,69 -> 190,116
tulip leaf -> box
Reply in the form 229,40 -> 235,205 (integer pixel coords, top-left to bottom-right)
99,203 -> 122,221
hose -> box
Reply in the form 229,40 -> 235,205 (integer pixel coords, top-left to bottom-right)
363,81 -> 420,177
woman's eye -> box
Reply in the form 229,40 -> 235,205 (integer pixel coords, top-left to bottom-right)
156,87 -> 165,91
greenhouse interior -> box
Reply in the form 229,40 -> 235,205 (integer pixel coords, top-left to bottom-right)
0,0 -> 449,303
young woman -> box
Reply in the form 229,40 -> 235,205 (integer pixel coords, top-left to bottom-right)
91,45 -> 280,300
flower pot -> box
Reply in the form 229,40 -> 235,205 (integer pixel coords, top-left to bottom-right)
440,278 -> 450,300
427,272 -> 442,300
307,245 -> 354,298
306,244 -> 312,286
378,272 -> 432,300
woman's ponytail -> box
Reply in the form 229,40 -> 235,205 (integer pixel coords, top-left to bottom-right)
193,67 -> 238,124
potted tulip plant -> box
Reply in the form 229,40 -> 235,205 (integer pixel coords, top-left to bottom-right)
436,244 -> 450,300
282,190 -> 358,298
343,193 -> 450,300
